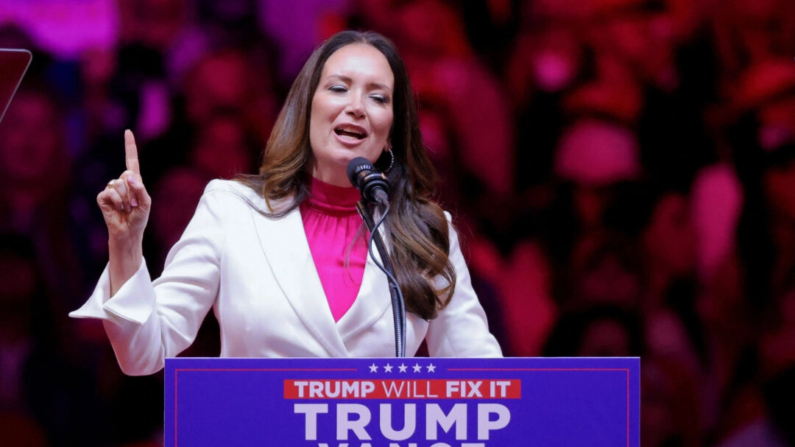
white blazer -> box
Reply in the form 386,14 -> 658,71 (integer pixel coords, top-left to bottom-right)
70,180 -> 502,375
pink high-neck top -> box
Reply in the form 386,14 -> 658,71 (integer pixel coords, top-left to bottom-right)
300,178 -> 368,322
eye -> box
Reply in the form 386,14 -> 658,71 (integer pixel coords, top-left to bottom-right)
370,94 -> 390,104
329,85 -> 347,93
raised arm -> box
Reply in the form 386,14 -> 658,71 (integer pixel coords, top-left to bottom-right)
73,131 -> 225,375
97,130 -> 151,296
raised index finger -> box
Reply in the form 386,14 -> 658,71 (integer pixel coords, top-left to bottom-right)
124,129 -> 140,175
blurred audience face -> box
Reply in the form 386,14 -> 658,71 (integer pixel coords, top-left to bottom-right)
418,109 -> 452,161
760,287 -> 795,377
132,0 -> 187,51
185,51 -> 251,125
643,193 -> 697,276
80,47 -> 117,88
0,251 -> 35,339
729,0 -> 780,26
757,96 -> 795,149
355,0 -> 397,35
697,255 -> 745,337
572,233 -> 643,307
396,0 -> 467,57
555,120 -> 642,227
573,185 -> 612,229
587,0 -> 677,88
0,253 -> 35,305
563,75 -> 645,123
151,168 -> 207,250
191,115 -> 252,179
578,318 -> 632,356
578,252 -> 643,306
555,120 -> 642,185
764,158 -> 795,222
532,0 -> 591,21
309,43 -> 394,184
532,26 -> 582,93
0,90 -> 62,186
733,59 -> 795,148
641,359 -> 682,447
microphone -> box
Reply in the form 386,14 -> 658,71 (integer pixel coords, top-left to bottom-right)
348,156 -> 405,356
347,157 -> 390,204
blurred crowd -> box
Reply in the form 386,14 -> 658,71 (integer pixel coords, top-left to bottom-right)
1,0 -> 795,445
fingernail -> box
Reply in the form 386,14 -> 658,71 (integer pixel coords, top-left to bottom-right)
128,177 -> 137,186
131,198 -> 138,207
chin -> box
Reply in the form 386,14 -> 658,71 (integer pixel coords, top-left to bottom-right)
326,152 -> 355,169
332,148 -> 375,165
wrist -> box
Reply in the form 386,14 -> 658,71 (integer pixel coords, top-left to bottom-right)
107,237 -> 143,296
108,237 -> 143,259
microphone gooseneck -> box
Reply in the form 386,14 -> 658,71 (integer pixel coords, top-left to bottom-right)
347,157 -> 406,357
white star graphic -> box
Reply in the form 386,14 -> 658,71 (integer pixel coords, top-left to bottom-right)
398,363 -> 408,373
426,363 -> 436,373
369,363 -> 378,373
384,363 -> 393,373
412,364 -> 422,373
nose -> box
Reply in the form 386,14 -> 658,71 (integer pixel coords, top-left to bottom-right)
345,93 -> 365,119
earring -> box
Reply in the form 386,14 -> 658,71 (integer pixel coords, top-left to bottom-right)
383,150 -> 395,173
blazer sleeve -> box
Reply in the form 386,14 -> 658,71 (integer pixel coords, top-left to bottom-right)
425,214 -> 503,357
69,180 -> 229,375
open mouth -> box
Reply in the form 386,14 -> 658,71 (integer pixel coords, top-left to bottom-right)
334,125 -> 367,140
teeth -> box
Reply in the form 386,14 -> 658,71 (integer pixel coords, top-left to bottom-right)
335,127 -> 366,139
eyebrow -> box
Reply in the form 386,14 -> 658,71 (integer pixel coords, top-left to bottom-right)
326,74 -> 393,92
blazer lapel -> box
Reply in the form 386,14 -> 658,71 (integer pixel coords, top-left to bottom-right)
336,227 -> 393,344
248,202 -> 349,357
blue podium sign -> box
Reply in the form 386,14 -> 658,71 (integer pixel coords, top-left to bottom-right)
165,357 -> 639,446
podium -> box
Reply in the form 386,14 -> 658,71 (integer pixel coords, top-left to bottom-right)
0,49 -> 33,123
165,357 -> 639,446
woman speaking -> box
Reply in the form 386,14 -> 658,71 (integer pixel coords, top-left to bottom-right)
70,31 -> 502,375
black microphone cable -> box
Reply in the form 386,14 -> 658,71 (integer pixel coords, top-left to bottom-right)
349,157 -> 406,356
356,198 -> 407,357
349,156 -> 407,357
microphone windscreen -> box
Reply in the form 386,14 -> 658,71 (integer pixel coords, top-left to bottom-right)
347,157 -> 376,187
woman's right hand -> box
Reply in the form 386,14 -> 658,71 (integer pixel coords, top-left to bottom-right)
97,130 -> 151,243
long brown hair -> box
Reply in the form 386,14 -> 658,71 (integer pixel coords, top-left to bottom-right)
237,30 -> 456,320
